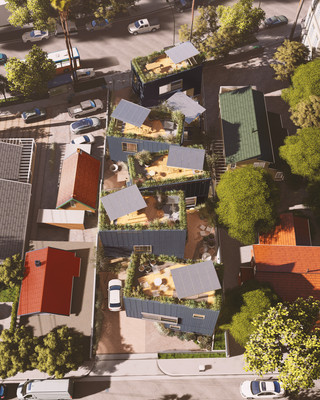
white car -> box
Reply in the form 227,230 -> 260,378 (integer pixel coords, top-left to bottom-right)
71,134 -> 95,145
75,68 -> 95,81
108,279 -> 122,311
240,380 -> 285,399
22,30 -> 50,43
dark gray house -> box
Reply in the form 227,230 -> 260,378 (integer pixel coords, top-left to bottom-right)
99,185 -> 187,258
131,41 -> 203,107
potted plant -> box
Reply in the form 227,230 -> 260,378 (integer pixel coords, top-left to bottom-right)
149,255 -> 157,267
207,233 -> 215,248
140,253 -> 150,268
135,150 -> 152,167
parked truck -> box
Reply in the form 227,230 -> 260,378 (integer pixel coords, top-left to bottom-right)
128,18 -> 160,35
16,379 -> 73,400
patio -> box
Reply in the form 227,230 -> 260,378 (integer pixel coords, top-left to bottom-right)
123,118 -> 176,140
103,158 -> 129,191
145,53 -> 188,76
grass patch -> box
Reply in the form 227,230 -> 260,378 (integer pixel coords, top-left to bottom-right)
158,352 -> 225,359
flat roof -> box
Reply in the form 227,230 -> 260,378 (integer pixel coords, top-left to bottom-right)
111,99 -> 151,128
166,92 -> 205,124
165,41 -> 199,64
167,145 -> 205,170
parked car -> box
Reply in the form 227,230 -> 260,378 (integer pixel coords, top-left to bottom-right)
128,18 -> 160,35
0,384 -> 6,400
55,20 -> 78,37
240,380 -> 285,399
174,0 -> 203,12
108,279 -> 122,311
22,30 -> 50,43
86,18 -> 111,31
21,107 -> 46,123
68,99 -> 103,118
71,133 -> 95,144
75,68 -> 95,81
0,53 -> 7,65
69,117 -> 101,134
264,15 -> 288,28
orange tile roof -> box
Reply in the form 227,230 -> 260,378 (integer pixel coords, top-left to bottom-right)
259,213 -> 311,246
56,149 -> 100,211
18,247 -> 81,316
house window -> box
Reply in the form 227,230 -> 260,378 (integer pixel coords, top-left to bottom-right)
185,196 -> 197,207
69,200 -> 77,208
169,325 -> 181,330
122,142 -> 138,152
253,161 -> 266,168
274,171 -> 284,181
133,245 -> 152,254
193,313 -> 205,320
141,312 -> 178,324
159,79 -> 183,95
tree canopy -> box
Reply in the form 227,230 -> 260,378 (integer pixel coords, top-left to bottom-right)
290,95 -> 320,129
0,254 -> 24,288
279,127 -> 320,181
215,165 -> 279,244
270,39 -> 309,81
244,297 -> 320,391
281,58 -> 320,108
5,45 -> 56,98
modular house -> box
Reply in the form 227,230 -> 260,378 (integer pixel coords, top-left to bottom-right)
131,41 -> 203,107
124,254 -> 222,335
99,185 -> 187,258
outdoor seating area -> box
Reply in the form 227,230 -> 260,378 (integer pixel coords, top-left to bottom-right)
103,159 -> 129,191
122,118 -> 171,140
115,196 -> 164,225
144,53 -> 189,76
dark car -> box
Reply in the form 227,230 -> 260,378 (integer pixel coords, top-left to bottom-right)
69,117 -> 101,134
21,107 -> 46,123
67,99 -> 103,118
264,15 -> 288,28
0,384 -> 6,399
0,53 -> 7,65
174,0 -> 203,12
86,18 -> 111,31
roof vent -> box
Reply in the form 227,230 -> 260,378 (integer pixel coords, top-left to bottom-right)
35,260 -> 42,267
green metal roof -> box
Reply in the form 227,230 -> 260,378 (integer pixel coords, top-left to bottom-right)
219,86 -> 274,164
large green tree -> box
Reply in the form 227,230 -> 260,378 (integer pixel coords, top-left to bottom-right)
281,58 -> 320,108
244,297 -> 320,391
290,95 -> 320,128
0,254 -> 24,288
35,326 -> 85,378
271,39 -> 309,81
216,165 -> 279,244
279,127 -> 320,181
5,45 -> 56,98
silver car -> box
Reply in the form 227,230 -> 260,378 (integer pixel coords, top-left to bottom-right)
69,117 -> 101,134
68,99 -> 103,118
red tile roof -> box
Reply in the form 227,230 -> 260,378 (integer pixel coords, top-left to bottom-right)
56,149 -> 100,211
18,247 -> 81,316
259,213 -> 311,246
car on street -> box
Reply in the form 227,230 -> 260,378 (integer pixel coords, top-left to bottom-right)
21,107 -> 46,123
86,18 -> 111,31
264,15 -> 288,28
174,0 -> 203,12
0,53 -> 7,65
240,380 -> 285,399
128,18 -> 160,35
22,30 -> 50,43
71,133 -> 95,144
68,99 -> 103,118
75,68 -> 96,81
0,384 -> 6,400
69,117 -> 101,134
108,279 -> 122,311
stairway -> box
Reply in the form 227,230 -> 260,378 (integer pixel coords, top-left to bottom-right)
212,139 -> 227,182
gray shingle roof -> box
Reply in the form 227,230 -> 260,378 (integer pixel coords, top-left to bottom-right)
111,99 -> 151,127
166,92 -> 205,124
101,185 -> 147,221
0,142 -> 23,181
167,145 -> 205,170
165,41 -> 199,64
171,260 -> 221,299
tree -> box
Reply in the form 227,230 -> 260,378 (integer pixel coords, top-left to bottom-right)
290,95 -> 320,128
215,165 -> 279,244
35,326 -> 85,378
0,326 -> 38,378
281,58 -> 320,108
279,127 -> 320,181
0,254 -> 24,288
270,39 -> 309,81
0,74 -> 8,100
244,297 -> 320,391
5,45 -> 56,98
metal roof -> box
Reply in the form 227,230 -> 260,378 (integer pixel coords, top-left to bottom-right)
166,92 -> 205,124
111,99 -> 151,127
165,41 -> 199,64
0,141 -> 22,181
171,260 -> 221,299
101,185 -> 147,221
167,145 -> 205,170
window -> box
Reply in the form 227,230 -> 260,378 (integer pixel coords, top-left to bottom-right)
133,245 -> 152,254
169,325 -> 181,330
170,79 -> 183,91
193,313 -> 205,319
122,142 -> 138,152
185,196 -> 197,207
69,200 -> 77,208
159,79 -> 183,95
141,312 -> 178,324
253,161 -> 266,168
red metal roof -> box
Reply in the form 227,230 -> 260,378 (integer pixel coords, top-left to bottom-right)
56,149 -> 100,211
18,247 -> 81,316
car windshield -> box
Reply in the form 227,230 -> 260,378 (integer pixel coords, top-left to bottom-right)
134,21 -> 141,28
30,31 -> 35,37
273,381 -> 281,393
73,119 -> 92,128
251,381 -> 260,395
34,108 -> 41,115
90,100 -> 96,107
83,135 -> 90,142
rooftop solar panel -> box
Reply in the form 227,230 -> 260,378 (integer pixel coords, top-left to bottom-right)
167,145 -> 205,170
111,99 -> 150,127
165,41 -> 199,65
166,91 -> 205,124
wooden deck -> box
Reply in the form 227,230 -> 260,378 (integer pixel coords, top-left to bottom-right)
116,196 -> 164,225
145,54 -> 188,75
123,119 -> 168,139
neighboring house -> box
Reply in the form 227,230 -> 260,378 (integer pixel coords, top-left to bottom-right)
0,139 -> 36,261
56,148 -> 101,213
18,247 -> 81,316
128,145 -> 211,206
218,86 -> 284,180
124,255 -> 221,335
99,185 -> 187,258
131,41 -> 203,106
107,99 -> 184,162
301,0 -> 320,58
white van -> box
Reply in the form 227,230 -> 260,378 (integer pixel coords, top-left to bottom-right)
55,21 -> 78,37
16,379 -> 73,400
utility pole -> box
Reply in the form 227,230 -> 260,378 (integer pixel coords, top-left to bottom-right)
190,0 -> 196,41
289,0 -> 305,40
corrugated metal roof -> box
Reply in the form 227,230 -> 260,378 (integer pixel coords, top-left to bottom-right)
166,92 -> 205,124
167,145 -> 205,170
165,41 -> 199,64
0,141 -> 23,181
111,99 -> 150,127
101,185 -> 147,221
171,260 -> 221,299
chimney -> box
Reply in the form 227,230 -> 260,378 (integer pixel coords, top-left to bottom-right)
35,260 -> 41,267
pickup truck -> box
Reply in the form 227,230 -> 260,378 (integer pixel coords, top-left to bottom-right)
128,18 -> 160,35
